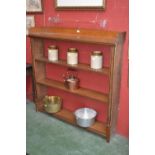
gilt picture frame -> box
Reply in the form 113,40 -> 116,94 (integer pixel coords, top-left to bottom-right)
26,0 -> 43,13
55,0 -> 106,10
26,15 -> 35,35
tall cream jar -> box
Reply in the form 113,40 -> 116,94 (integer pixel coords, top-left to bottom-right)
48,45 -> 58,61
90,51 -> 103,69
67,48 -> 78,65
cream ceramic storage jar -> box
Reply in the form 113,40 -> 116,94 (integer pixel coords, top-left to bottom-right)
90,51 -> 103,69
67,48 -> 78,65
48,45 -> 58,61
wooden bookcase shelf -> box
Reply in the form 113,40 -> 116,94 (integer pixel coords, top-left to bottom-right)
37,78 -> 109,103
35,57 -> 110,75
29,27 -> 125,142
37,100 -> 106,136
52,108 -> 106,136
28,27 -> 122,45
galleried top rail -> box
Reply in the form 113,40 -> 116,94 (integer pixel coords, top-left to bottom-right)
28,27 -> 125,45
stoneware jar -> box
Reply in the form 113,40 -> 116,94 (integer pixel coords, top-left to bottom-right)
48,45 -> 58,61
90,51 -> 103,69
67,48 -> 78,65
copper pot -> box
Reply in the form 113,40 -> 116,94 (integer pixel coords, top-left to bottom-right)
63,70 -> 80,91
64,76 -> 79,91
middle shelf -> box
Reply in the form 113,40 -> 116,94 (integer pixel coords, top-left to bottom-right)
37,78 -> 109,103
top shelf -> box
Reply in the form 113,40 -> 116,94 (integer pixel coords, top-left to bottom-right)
35,57 -> 110,76
28,27 -> 125,45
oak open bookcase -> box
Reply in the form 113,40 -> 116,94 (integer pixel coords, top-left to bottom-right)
29,27 -> 125,142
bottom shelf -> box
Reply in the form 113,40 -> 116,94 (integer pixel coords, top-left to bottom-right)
37,103 -> 107,137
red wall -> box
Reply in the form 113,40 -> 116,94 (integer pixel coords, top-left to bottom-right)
26,0 -> 129,137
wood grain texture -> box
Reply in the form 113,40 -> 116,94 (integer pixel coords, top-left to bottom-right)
30,38 -> 46,108
28,27 -> 125,45
107,35 -> 125,140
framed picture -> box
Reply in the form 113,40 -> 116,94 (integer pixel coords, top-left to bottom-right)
26,0 -> 43,13
26,16 -> 35,35
55,0 -> 106,10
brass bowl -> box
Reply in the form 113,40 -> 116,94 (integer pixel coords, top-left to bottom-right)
43,96 -> 62,113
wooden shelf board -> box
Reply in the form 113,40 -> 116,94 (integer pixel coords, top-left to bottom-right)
52,109 -> 106,136
35,57 -> 110,76
28,27 -> 125,45
37,102 -> 106,136
37,78 -> 109,103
